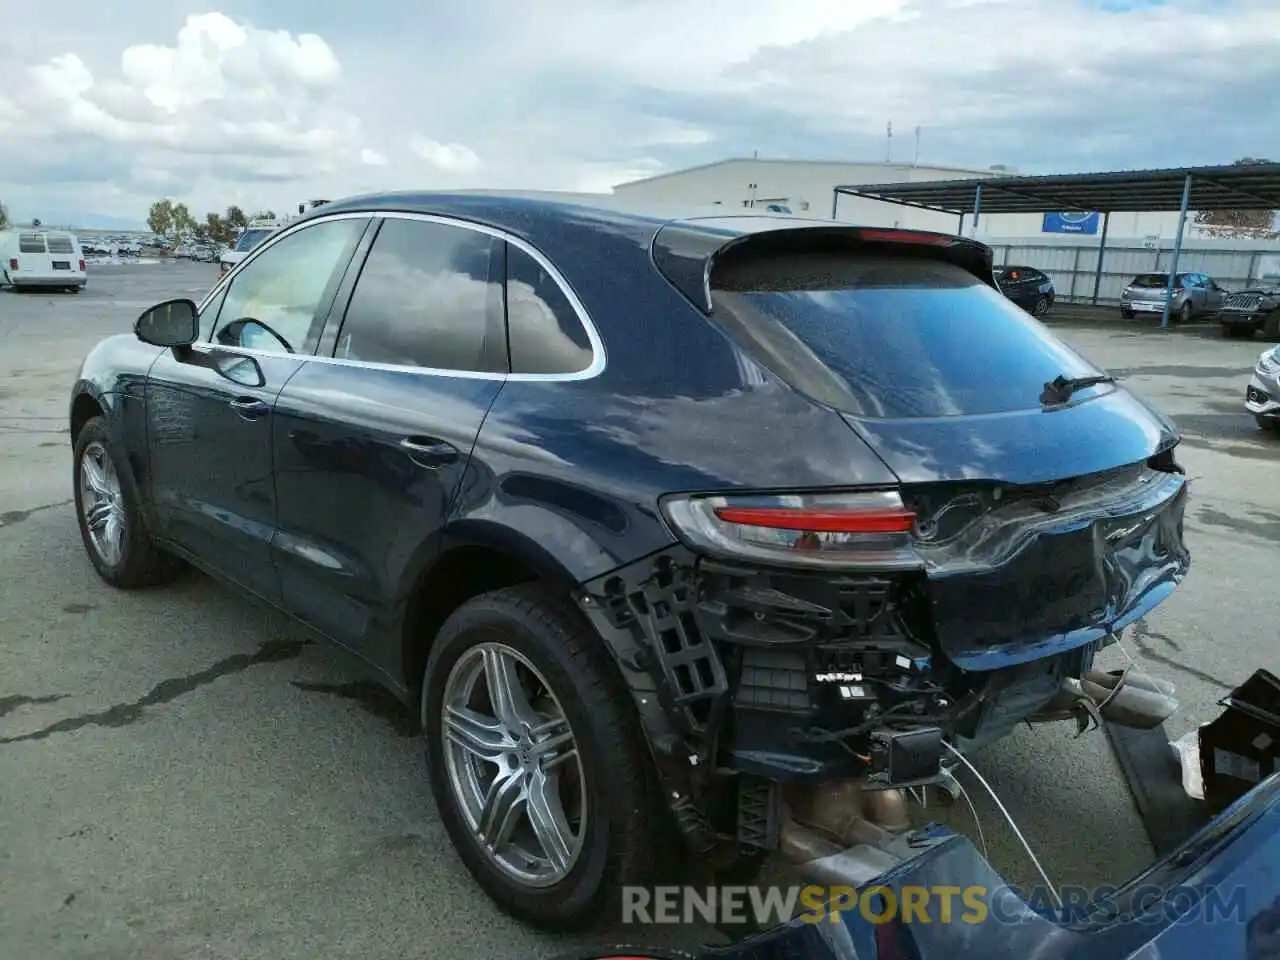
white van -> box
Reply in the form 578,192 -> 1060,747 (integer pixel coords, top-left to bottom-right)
1,230 -> 88,292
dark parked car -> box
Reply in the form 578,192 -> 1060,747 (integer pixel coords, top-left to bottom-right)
69,195 -> 1192,931
1220,282 -> 1280,340
993,264 -> 1055,316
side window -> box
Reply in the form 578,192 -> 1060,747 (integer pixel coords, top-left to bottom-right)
210,218 -> 366,355
334,218 -> 502,372
505,244 -> 594,375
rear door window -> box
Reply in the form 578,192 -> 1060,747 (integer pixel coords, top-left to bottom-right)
709,252 -> 1100,419
334,217 -> 504,372
45,235 -> 75,255
18,234 -> 46,254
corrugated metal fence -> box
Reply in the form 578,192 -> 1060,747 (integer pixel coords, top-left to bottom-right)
986,237 -> 1280,304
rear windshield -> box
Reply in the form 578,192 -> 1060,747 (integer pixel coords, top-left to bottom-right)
709,253 -> 1100,419
235,228 -> 273,252
1130,274 -> 1168,288
45,234 -> 75,254
18,234 -> 46,253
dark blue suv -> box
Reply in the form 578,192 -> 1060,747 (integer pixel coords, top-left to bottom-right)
69,193 -> 1190,929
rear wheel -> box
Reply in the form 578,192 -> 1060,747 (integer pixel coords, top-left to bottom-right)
1032,295 -> 1050,317
73,417 -> 185,588
422,584 -> 663,931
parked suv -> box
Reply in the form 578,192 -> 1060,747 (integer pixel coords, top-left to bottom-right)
1120,271 -> 1227,321
68,195 -> 1190,930
1220,283 -> 1280,340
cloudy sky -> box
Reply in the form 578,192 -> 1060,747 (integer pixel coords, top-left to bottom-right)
1,0 -> 1277,226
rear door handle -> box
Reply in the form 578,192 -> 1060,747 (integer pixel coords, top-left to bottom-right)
229,396 -> 269,420
400,436 -> 458,466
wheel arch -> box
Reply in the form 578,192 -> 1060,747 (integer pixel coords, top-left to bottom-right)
399,520 -> 588,703
69,385 -> 109,446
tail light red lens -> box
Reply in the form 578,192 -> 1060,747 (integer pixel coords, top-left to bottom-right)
79,259 -> 86,271
8,258 -> 16,270
662,490 -> 922,569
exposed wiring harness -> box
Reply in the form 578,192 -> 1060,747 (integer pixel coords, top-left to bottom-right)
942,740 -> 1062,910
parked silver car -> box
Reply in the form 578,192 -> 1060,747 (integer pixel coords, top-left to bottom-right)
1246,343 -> 1280,432
1120,272 -> 1227,322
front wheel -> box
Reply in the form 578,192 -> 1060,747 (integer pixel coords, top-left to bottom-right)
422,584 -> 663,931
1032,295 -> 1050,317
73,416 -> 185,588
1179,301 -> 1194,324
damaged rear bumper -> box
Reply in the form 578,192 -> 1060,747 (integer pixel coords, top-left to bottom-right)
577,461 -> 1190,848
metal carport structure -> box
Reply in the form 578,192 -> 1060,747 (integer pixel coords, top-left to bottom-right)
831,162 -> 1280,327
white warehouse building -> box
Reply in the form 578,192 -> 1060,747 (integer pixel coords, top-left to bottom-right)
611,158 -> 1192,242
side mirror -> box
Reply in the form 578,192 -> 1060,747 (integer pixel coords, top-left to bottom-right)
135,299 -> 198,348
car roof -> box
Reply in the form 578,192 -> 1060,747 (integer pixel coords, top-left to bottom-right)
308,190 -> 993,312
311,189 -> 841,247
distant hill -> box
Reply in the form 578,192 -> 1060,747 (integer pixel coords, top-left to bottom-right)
10,213 -> 147,232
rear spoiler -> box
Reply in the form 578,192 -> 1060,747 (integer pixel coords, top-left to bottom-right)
651,219 -> 995,314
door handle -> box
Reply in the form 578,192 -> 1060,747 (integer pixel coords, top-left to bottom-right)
400,436 -> 458,466
229,396 -> 269,420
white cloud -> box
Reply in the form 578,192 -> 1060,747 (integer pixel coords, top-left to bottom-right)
1,0 -> 1278,226
408,137 -> 482,175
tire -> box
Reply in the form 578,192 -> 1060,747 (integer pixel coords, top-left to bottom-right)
1121,308 -> 1135,319
73,416 -> 185,588
1032,295 -> 1050,318
1263,311 -> 1280,341
422,583 -> 663,931
1257,416 -> 1280,434
1179,301 -> 1194,324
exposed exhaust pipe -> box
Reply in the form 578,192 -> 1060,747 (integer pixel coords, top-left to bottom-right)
1036,668 -> 1177,730
779,820 -> 903,888
777,778 -> 922,888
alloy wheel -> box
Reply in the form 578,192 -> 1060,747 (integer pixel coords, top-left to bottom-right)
440,641 -> 587,888
79,441 -> 126,566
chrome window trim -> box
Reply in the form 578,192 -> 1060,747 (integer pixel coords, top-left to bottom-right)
194,208 -> 606,383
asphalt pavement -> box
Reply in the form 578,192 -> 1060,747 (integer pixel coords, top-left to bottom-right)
2,263 -> 1277,959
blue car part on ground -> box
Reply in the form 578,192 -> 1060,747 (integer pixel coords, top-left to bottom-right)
693,772 -> 1280,960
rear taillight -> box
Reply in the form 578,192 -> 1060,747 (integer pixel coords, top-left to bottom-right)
661,490 -> 923,569
7,258 -> 16,270
79,259 -> 86,271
